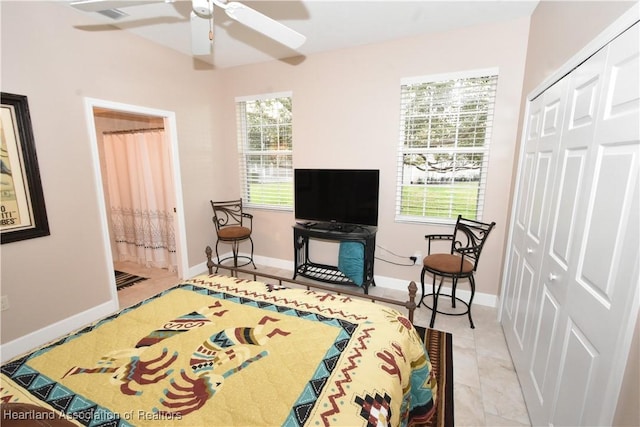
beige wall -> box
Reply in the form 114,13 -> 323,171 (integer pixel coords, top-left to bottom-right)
0,1 -> 221,343
522,0 -> 637,97
516,1 -> 638,425
216,18 -> 531,295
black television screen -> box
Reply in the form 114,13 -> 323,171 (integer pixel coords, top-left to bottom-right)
294,169 -> 380,227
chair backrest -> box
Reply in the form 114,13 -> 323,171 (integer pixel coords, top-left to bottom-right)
210,199 -> 245,232
450,215 -> 496,271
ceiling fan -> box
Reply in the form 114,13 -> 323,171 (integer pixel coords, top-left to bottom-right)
69,0 -> 307,56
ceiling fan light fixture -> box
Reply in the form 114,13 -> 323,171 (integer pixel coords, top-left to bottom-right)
192,0 -> 213,18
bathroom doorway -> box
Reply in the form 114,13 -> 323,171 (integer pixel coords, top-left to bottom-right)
84,98 -> 188,283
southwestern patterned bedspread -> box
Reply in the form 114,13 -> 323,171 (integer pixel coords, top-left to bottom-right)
1,274 -> 437,426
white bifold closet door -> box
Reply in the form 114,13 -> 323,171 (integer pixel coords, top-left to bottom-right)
501,20 -> 639,426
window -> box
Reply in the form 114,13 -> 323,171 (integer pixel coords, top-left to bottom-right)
236,92 -> 293,209
396,69 -> 498,223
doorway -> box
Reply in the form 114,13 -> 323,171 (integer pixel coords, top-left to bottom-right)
84,98 -> 188,290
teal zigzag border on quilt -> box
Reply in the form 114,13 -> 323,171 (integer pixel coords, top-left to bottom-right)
1,356 -> 132,427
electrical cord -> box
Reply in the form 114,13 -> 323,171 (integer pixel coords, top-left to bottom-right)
374,256 -> 416,267
376,244 -> 419,266
376,244 -> 411,259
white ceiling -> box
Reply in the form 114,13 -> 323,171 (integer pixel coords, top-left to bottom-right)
65,0 -> 539,69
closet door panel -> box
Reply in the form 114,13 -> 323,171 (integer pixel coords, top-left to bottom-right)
551,145 -> 639,425
568,144 -> 639,424
503,98 -> 542,367
526,154 -> 588,422
546,22 -> 639,426
549,151 -> 585,266
522,52 -> 604,422
567,20 -> 639,363
515,154 -> 535,235
524,46 -> 608,425
579,150 -> 635,293
545,45 -> 607,281
513,259 -> 536,346
503,78 -> 569,410
502,99 -> 543,369
546,45 -> 606,271
503,246 -> 521,319
518,80 -> 567,341
529,287 -> 560,405
549,321 -> 599,427
526,153 -> 552,243
600,24 -> 640,138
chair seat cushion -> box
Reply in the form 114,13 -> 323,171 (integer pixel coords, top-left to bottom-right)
218,226 -> 251,240
423,253 -> 474,274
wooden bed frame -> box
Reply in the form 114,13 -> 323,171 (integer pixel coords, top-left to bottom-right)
205,246 -> 418,324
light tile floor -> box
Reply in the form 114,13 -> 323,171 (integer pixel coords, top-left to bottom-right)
116,261 -> 531,426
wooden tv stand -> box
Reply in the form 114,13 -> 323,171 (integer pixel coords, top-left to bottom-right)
292,223 -> 377,294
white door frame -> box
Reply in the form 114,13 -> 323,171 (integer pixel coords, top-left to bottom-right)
83,97 -> 189,292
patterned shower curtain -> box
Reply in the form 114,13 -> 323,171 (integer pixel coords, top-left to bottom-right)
103,128 -> 177,271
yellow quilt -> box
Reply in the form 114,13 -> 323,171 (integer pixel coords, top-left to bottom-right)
1,274 -> 436,426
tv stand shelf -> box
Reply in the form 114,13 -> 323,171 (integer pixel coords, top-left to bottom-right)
294,262 -> 355,285
293,223 -> 377,294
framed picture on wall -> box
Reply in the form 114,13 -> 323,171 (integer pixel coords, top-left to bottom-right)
0,92 -> 50,244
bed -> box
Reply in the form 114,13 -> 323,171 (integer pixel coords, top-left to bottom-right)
1,257 -> 441,427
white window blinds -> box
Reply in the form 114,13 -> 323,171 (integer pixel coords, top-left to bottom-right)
396,70 -> 498,223
236,92 -> 294,209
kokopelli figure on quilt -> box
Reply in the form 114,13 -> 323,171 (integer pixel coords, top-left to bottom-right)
157,315 -> 290,416
63,305 -> 290,416
63,302 -> 227,395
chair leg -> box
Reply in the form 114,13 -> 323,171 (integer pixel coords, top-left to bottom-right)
430,275 -> 443,329
248,237 -> 257,269
467,275 -> 476,329
451,277 -> 458,308
232,241 -> 239,268
419,267 -> 428,307
215,241 -> 221,273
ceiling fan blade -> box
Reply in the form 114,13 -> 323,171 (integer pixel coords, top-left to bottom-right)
191,11 -> 213,55
69,0 -> 166,13
222,2 -> 306,49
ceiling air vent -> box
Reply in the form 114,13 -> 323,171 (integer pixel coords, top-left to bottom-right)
97,8 -> 129,20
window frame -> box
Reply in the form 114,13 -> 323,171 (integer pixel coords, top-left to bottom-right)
395,68 -> 499,225
236,91 -> 294,211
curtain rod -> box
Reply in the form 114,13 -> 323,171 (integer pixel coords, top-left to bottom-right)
103,127 -> 165,135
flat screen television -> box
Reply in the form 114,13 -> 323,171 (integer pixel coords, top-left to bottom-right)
294,169 -> 380,227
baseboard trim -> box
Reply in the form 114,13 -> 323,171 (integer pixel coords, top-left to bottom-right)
203,253 -> 497,308
1,299 -> 119,363
370,273 -> 497,308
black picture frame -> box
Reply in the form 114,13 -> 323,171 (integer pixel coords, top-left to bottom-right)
1,92 -> 50,244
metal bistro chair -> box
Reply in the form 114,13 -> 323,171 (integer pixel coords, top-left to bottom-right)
419,215 -> 495,329
210,199 -> 256,272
